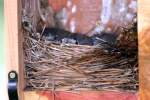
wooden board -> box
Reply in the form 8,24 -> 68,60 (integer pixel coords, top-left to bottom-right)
139,0 -> 150,100
4,0 -> 150,99
4,0 -> 25,99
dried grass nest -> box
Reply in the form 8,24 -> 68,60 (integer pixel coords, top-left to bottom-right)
22,0 -> 138,92
23,21 -> 138,92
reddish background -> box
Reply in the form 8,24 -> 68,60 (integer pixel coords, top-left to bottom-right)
48,0 -> 101,34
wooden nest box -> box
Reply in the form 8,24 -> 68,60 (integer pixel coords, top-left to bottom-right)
5,0 -> 142,100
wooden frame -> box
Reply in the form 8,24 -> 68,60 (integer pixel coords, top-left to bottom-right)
139,0 -> 150,100
4,0 -> 25,99
4,0 -> 150,100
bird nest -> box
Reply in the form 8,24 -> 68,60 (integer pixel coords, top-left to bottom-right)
23,27 -> 138,92
22,0 -> 138,92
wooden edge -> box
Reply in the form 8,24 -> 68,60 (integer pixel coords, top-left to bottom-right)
18,0 -> 25,99
4,0 -> 25,99
139,0 -> 150,100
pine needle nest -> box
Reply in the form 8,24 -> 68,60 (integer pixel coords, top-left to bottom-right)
22,0 -> 138,92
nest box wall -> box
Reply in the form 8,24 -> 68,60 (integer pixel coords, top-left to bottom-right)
5,0 -> 25,99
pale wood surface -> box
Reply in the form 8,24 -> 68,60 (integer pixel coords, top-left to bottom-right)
4,0 -> 24,99
4,0 -> 150,100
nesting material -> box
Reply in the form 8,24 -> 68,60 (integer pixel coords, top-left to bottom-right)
23,28 -> 138,92
22,0 -> 138,92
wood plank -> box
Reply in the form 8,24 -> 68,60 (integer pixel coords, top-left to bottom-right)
139,0 -> 150,100
4,0 -> 25,99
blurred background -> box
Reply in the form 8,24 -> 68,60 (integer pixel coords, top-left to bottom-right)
0,0 -> 6,99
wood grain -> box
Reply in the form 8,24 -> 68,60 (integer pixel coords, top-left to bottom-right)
139,0 -> 150,100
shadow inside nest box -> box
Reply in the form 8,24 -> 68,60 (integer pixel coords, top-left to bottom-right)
40,27 -> 118,46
